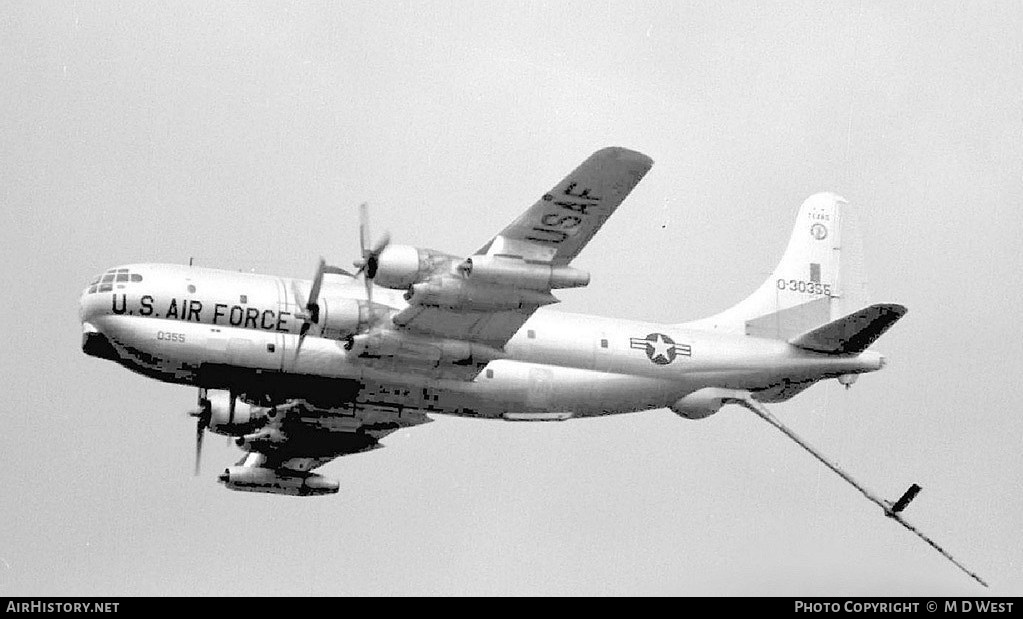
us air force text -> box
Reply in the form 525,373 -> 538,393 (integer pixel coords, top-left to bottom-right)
110,294 -> 292,332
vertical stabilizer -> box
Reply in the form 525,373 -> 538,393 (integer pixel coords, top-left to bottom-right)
683,193 -> 862,339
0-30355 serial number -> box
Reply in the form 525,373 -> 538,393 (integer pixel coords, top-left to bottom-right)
777,279 -> 832,296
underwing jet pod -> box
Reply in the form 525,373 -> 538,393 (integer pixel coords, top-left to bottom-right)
80,147 -> 985,586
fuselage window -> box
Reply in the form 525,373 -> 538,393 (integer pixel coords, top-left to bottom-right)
527,330 -> 536,339
600,339 -> 608,348
240,295 -> 247,304
188,284 -> 196,293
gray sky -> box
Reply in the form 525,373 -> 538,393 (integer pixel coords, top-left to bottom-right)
2,0 -> 1021,596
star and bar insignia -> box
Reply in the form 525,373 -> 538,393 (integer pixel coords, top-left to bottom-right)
629,333 -> 691,365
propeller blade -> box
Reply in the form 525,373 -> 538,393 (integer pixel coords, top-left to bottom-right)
369,232 -> 391,256
363,262 -> 374,306
359,202 -> 370,259
291,280 -> 307,312
354,202 -> 391,298
355,203 -> 391,278
195,418 -> 205,476
293,259 -> 325,358
294,324 -> 309,359
307,257 -> 326,321
323,265 -> 356,278
190,388 -> 210,477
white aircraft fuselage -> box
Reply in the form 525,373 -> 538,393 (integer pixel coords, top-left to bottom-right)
79,262 -> 883,421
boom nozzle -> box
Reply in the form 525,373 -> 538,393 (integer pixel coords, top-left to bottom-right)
888,483 -> 922,516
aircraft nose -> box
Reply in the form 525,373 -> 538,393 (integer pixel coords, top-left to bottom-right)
79,271 -> 107,323
79,283 -> 97,323
78,288 -> 88,322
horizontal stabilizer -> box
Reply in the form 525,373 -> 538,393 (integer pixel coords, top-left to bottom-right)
789,303 -> 907,354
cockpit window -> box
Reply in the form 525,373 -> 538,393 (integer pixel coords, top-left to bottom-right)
90,270 -> 142,293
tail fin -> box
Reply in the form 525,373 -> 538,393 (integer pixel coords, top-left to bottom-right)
789,303 -> 907,354
683,193 -> 866,339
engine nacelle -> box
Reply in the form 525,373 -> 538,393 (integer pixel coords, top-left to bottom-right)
206,390 -> 271,435
405,277 -> 558,311
461,255 -> 590,290
218,467 -> 339,496
670,388 -> 740,420
346,330 -> 505,367
236,427 -> 287,450
319,298 -> 388,340
373,245 -> 456,290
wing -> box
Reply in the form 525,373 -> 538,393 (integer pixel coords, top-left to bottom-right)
218,400 -> 431,496
393,147 -> 653,351
476,146 -> 654,265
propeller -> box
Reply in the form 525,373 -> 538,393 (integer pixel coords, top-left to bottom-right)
292,203 -> 391,359
294,257 -> 356,357
188,388 -> 212,476
353,202 -> 391,305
